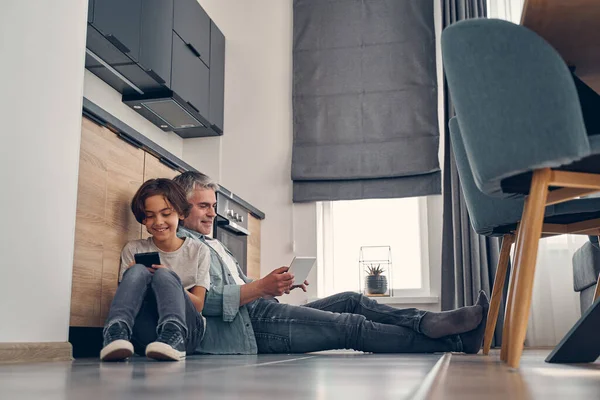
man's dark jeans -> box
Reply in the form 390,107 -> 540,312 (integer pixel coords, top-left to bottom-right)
104,264 -> 204,355
248,291 -> 462,353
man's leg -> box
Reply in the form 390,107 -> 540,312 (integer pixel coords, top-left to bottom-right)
304,291 -> 486,339
248,299 -> 476,354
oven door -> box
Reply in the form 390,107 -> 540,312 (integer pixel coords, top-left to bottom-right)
215,224 -> 248,276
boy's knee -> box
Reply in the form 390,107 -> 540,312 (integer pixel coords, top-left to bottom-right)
123,264 -> 152,280
152,267 -> 181,284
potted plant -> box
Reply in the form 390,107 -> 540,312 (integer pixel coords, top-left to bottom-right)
364,264 -> 388,295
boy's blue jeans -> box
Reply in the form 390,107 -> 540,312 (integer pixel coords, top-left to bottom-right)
248,292 -> 463,353
104,264 -> 205,355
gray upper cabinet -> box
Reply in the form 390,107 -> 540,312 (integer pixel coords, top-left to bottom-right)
171,32 -> 210,118
173,0 -> 211,67
91,0 -> 142,62
209,21 -> 225,133
85,0 -> 225,138
139,0 -> 174,86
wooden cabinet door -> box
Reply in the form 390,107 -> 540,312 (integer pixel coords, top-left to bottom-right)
140,153 -> 180,239
247,214 -> 261,280
70,118 -> 145,327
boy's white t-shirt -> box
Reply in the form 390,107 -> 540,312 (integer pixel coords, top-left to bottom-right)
119,237 -> 211,291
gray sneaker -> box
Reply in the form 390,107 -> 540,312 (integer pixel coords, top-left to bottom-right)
145,322 -> 186,361
100,321 -> 133,361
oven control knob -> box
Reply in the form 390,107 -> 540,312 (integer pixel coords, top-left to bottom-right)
239,216 -> 244,223
227,209 -> 235,218
234,213 -> 240,221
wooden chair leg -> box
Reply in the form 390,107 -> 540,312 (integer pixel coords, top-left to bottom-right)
594,272 -> 600,303
483,233 -> 515,355
501,223 -> 521,362
507,169 -> 551,369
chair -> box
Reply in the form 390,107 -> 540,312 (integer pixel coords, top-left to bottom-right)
449,117 -> 600,360
443,19 -> 600,368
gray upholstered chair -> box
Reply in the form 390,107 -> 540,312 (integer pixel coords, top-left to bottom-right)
449,117 -> 600,356
573,236 -> 600,312
443,19 -> 600,368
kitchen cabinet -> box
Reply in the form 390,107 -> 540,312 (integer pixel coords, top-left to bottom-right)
85,0 -> 225,138
247,214 -> 262,280
90,0 -> 142,63
208,21 -> 225,133
139,0 -> 174,87
70,117 -> 182,327
173,0 -> 211,67
70,117 -> 145,327
171,32 -> 210,118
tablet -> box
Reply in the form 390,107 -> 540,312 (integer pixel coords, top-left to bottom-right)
288,256 -> 316,285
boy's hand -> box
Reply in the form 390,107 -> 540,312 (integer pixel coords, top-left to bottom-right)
149,264 -> 168,273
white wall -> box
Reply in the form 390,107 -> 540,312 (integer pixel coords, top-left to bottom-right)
191,0 -> 445,308
0,0 -> 88,342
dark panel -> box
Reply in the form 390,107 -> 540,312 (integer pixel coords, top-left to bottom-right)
87,0 -> 94,23
139,0 -> 174,87
92,0 -> 142,62
171,32 -> 210,118
86,24 -> 132,65
87,66 -> 136,94
208,21 -> 225,133
173,0 -> 211,67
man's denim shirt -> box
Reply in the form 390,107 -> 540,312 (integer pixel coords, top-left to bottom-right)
178,227 -> 258,354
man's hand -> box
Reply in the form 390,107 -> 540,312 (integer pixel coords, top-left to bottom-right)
285,280 -> 310,294
257,267 -> 295,297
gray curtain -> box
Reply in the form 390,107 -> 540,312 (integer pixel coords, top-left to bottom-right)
440,0 -> 506,347
292,0 -> 441,202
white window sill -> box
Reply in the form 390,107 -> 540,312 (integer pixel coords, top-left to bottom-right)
371,295 -> 439,305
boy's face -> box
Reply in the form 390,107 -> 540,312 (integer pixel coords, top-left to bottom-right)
142,195 -> 184,243
183,188 -> 217,236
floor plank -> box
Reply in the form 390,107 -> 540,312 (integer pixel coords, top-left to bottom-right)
0,353 -> 440,400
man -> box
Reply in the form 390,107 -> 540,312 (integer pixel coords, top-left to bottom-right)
173,171 -> 489,355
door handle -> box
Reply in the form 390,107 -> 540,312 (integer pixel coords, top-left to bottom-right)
186,42 -> 201,58
105,34 -> 131,54
145,69 -> 166,85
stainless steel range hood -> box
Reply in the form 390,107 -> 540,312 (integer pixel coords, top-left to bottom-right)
123,90 -> 221,138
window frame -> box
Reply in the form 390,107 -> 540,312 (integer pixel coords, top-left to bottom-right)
316,197 -> 433,300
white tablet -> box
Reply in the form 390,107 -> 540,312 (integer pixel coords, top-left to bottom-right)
288,256 -> 316,285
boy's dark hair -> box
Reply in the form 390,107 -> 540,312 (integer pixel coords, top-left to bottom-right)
131,179 -> 191,224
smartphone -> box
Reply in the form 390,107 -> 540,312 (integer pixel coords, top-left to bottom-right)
287,256 -> 316,285
134,252 -> 161,268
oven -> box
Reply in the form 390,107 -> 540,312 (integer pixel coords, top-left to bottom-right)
213,191 -> 250,275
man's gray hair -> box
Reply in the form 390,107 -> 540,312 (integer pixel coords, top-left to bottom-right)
173,171 -> 219,198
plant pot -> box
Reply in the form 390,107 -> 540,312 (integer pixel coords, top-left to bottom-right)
365,275 -> 387,295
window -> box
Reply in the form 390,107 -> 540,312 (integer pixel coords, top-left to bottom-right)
316,197 -> 431,300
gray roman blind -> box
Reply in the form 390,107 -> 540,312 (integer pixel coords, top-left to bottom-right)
292,0 -> 441,202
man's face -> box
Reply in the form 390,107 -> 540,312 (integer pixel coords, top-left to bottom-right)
183,188 -> 217,235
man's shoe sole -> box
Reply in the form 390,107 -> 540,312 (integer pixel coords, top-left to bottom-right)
100,340 -> 133,361
145,342 -> 186,361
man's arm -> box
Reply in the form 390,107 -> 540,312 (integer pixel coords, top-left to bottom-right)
239,267 -> 295,305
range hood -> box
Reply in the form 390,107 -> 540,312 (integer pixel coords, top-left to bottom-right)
123,90 -> 221,138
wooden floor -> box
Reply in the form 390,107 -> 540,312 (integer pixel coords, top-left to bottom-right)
0,350 -> 598,399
